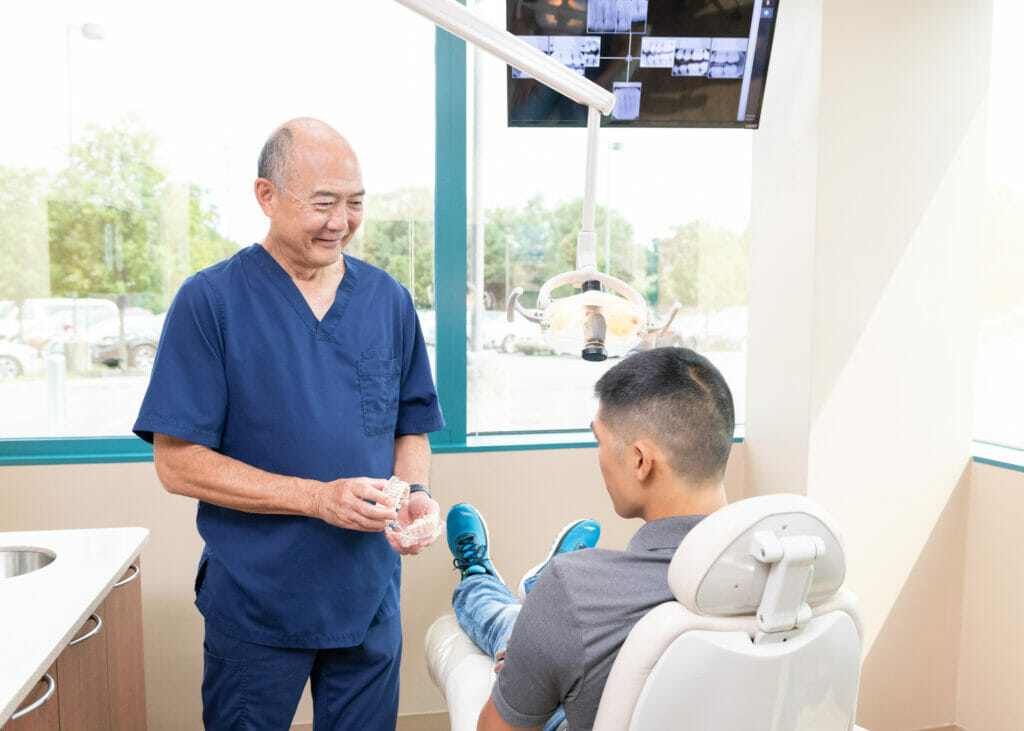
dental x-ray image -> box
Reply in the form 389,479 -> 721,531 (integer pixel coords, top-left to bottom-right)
708,37 -> 747,78
512,36 -> 600,79
670,38 -> 712,77
611,82 -> 642,120
639,36 -> 678,68
510,35 -> 551,78
507,0 -> 781,128
587,0 -> 649,33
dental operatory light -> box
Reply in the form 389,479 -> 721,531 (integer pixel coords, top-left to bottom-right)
394,0 -> 679,361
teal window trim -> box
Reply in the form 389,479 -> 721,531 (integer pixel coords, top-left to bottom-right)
972,440 -> 1024,474
0,437 -> 152,466
430,14 -> 468,448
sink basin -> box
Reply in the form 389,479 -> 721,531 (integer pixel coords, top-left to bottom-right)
0,547 -> 56,579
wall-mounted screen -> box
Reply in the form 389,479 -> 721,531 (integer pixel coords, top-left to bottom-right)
506,0 -> 780,128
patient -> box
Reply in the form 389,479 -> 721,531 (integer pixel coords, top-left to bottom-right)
443,347 -> 735,730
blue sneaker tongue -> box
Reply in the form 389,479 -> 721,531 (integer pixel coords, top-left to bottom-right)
465,565 -> 487,576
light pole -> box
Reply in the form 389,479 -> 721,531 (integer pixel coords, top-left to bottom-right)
604,141 -> 623,274
66,22 -> 106,154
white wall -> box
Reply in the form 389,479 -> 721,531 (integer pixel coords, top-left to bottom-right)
745,0 -> 991,727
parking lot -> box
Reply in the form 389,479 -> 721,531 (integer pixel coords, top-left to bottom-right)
0,347 -> 748,439
3,343 -> 1021,448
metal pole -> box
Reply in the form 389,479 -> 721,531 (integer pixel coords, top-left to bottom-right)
46,354 -> 67,435
604,148 -> 611,274
469,20 -> 485,352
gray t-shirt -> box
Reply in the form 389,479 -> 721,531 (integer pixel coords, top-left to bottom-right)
492,515 -> 705,730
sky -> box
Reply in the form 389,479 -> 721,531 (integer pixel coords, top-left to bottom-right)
0,0 -> 1018,249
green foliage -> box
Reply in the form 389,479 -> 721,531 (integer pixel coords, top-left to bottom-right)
357,187 -> 435,307
656,220 -> 748,314
0,165 -> 51,302
1,115 -> 241,314
480,194 -> 636,309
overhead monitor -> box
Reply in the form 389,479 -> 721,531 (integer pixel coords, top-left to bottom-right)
506,0 -> 780,128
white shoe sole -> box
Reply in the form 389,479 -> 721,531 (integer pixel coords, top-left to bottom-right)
517,519 -> 591,602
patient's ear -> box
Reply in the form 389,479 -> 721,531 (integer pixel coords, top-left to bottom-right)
632,439 -> 658,482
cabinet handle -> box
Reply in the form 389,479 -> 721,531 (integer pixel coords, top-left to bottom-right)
10,673 -> 56,720
114,563 -> 140,587
69,613 -> 103,646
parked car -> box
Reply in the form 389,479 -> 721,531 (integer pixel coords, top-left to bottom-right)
0,341 -> 43,379
12,297 -> 121,348
42,311 -> 162,371
0,300 -> 17,340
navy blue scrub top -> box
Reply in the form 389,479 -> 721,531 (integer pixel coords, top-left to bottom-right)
134,244 -> 445,648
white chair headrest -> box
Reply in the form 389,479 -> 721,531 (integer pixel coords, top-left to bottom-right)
668,494 -> 846,617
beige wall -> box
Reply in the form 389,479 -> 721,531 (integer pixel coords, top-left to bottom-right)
957,462 -> 1024,731
0,444 -> 745,729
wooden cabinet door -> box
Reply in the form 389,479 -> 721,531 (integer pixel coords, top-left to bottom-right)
56,610 -> 111,731
104,561 -> 147,730
2,663 -> 59,731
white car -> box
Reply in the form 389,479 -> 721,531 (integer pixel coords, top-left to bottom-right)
0,341 -> 43,379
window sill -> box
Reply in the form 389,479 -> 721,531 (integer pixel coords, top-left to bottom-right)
972,441 -> 1024,473
0,437 -> 154,466
1,428 -> 748,465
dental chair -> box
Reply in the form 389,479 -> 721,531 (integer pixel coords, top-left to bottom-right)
425,494 -> 865,730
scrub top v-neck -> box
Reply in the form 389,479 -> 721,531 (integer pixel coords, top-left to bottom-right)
134,243 -> 444,647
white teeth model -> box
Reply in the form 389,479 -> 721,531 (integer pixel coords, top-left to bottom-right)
382,475 -> 444,546
392,512 -> 445,547
383,475 -> 410,511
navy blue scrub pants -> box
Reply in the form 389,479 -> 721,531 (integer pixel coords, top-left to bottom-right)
201,611 -> 402,730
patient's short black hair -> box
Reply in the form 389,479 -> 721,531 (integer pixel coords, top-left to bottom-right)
594,348 -> 735,482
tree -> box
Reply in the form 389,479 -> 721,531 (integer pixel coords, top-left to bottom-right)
356,186 -> 435,308
42,115 -> 240,313
0,165 -> 51,303
481,195 -> 635,309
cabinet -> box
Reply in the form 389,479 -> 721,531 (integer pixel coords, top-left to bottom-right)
4,561 -> 147,731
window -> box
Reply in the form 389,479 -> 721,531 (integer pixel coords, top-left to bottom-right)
1,0 -> 750,460
974,0 -> 1024,450
0,2 -> 434,441
463,0 -> 750,436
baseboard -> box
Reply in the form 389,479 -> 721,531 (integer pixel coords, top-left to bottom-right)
911,725 -> 965,731
397,711 -> 451,730
291,712 -> 449,731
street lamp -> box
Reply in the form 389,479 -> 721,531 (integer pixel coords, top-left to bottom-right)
604,141 -> 623,275
66,22 -> 106,153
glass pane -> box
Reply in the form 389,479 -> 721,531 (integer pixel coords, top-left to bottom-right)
465,0 -> 748,434
0,1 -> 434,438
974,0 -> 1024,450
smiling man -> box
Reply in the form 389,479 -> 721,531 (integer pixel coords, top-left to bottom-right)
134,118 -> 445,729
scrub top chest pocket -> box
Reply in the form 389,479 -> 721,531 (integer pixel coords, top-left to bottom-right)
357,351 -> 402,437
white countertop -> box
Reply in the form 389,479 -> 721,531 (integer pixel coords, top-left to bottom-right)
0,527 -> 149,724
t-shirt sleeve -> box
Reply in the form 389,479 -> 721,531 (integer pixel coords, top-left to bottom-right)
491,563 -> 583,728
132,273 -> 228,448
394,291 -> 445,436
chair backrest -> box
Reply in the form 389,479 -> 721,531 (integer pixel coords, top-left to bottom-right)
593,494 -> 864,731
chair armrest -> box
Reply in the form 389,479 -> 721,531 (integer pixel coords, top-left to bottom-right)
425,614 -> 497,731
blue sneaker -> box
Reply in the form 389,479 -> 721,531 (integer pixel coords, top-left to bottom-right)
517,519 -> 600,600
447,503 -> 503,583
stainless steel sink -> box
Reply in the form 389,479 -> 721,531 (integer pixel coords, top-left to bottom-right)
0,547 -> 56,579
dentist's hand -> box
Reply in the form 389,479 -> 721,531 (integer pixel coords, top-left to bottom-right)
313,477 -> 397,531
385,492 -> 442,555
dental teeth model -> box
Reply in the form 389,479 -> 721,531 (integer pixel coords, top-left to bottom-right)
382,476 -> 445,546
392,512 -> 444,547
383,475 -> 411,511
